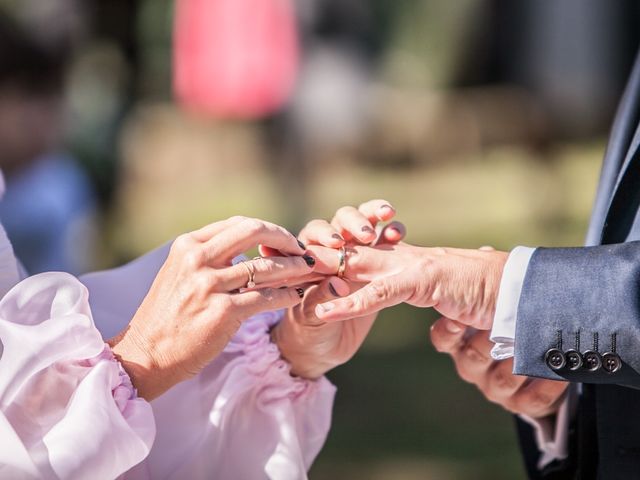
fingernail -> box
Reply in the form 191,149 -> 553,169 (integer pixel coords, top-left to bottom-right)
296,288 -> 305,298
316,302 -> 335,314
302,254 -> 315,267
332,233 -> 344,242
380,204 -> 395,213
328,282 -> 340,297
445,320 -> 462,333
297,239 -> 306,250
388,226 -> 401,235
361,226 -> 374,235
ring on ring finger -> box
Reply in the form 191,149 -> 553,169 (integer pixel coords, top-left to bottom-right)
336,246 -> 347,278
240,260 -> 256,289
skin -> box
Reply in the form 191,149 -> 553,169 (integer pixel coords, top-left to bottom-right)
108,202 -> 405,400
108,216 -> 311,401
108,198 -> 567,422
274,199 -> 406,378
305,206 -> 568,420
430,317 -> 568,419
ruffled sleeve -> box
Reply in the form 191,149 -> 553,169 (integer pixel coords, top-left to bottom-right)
144,309 -> 336,480
81,246 -> 336,480
0,272 -> 155,480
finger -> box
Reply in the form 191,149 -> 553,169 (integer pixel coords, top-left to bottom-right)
297,277 -> 350,324
230,287 -> 304,318
190,216 -> 247,242
304,244 -> 389,282
331,206 -> 377,244
429,317 -> 467,354
298,219 -> 345,248
357,199 -> 396,224
484,358 -> 526,403
376,221 -> 407,246
315,274 -> 407,321
303,245 -> 343,275
510,379 -> 568,418
203,218 -> 305,265
215,256 -> 315,291
258,245 -> 281,258
449,331 -> 495,384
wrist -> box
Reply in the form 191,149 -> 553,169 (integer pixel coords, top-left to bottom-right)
422,247 -> 508,330
271,320 -> 335,379
108,327 -> 171,401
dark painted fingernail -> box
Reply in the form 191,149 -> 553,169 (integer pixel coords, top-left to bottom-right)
361,226 -> 375,234
328,282 -> 340,297
332,233 -> 344,241
297,239 -> 306,250
296,288 -> 305,298
303,254 -> 315,266
279,286 -> 288,289
380,204 -> 394,212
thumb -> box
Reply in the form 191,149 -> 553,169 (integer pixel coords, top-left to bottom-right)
301,276 -> 350,321
430,317 -> 467,353
315,274 -> 406,321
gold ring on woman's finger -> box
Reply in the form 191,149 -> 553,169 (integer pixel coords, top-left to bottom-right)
337,246 -> 347,278
240,260 -> 256,288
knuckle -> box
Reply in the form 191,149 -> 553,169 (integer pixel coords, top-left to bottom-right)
258,288 -> 278,303
336,206 -> 355,217
215,294 -> 235,312
194,272 -> 214,295
462,343 -> 490,365
489,368 -> 519,393
229,215 -> 248,223
369,281 -> 389,302
183,247 -> 205,270
171,234 -> 192,253
349,294 -> 365,312
243,218 -> 265,235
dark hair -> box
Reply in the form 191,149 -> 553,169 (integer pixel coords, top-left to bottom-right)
0,12 -> 69,95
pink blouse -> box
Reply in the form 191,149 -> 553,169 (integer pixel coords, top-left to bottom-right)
0,175 -> 335,479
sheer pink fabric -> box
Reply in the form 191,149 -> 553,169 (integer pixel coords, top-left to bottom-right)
0,169 -> 336,479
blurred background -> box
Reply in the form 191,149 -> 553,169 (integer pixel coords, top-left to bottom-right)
1,0 -> 639,478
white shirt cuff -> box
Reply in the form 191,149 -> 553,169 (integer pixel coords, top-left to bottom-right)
489,246 -> 535,360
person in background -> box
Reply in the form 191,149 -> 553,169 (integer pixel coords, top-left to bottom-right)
0,11 -> 98,275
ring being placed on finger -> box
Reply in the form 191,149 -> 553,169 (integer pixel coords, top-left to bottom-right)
337,246 -> 347,278
240,260 -> 256,288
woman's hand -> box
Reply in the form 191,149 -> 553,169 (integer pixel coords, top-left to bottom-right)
273,200 -> 405,378
108,216 -> 313,400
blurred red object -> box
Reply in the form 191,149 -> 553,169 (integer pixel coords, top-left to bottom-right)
173,0 -> 299,119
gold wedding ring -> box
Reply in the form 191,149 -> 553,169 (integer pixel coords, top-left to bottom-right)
336,246 -> 347,278
240,260 -> 256,288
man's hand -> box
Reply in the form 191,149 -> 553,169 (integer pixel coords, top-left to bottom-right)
430,317 -> 568,418
314,244 -> 509,331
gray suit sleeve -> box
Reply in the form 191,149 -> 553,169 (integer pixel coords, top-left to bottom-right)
514,241 -> 640,387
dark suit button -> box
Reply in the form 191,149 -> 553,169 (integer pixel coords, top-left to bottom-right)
582,350 -> 602,372
602,352 -> 622,373
545,348 -> 566,370
565,350 -> 583,370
